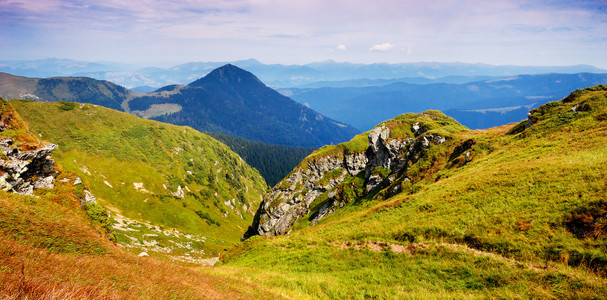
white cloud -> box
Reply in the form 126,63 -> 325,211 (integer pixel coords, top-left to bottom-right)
369,43 -> 395,51
336,44 -> 347,51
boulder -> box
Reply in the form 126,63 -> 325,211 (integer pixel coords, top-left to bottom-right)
0,140 -> 58,195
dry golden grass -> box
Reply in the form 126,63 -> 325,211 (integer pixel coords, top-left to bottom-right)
0,237 -> 278,299
0,181 -> 278,299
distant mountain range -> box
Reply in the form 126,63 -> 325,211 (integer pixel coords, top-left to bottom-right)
283,72 -> 607,130
1,58 -> 604,89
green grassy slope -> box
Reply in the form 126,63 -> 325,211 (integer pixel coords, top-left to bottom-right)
217,85 -> 607,298
11,100 -> 267,258
0,99 -> 276,299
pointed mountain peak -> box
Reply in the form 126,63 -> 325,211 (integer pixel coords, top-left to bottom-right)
188,64 -> 264,87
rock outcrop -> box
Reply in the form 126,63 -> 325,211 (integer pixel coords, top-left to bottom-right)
243,112 -> 464,240
0,138 -> 58,195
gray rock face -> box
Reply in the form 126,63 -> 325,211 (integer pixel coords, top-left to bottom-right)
365,126 -> 412,191
243,124 -> 446,240
0,138 -> 58,195
250,152 -> 365,237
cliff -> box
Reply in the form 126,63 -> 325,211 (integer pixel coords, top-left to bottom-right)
243,110 -> 468,238
0,98 -> 57,195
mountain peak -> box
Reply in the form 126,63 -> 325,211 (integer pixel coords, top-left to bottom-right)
188,64 -> 264,87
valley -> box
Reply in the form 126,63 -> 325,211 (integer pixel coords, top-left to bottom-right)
0,61 -> 606,298
3,0 -> 607,298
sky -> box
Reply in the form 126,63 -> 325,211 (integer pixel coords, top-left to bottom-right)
1,0 -> 606,68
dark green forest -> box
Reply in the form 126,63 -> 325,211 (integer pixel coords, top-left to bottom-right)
207,132 -> 314,186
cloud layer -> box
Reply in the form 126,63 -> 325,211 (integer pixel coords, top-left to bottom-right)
1,0 -> 606,67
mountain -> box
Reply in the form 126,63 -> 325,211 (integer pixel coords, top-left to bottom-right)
0,72 -> 134,111
290,75 -> 497,89
286,72 -> 607,131
0,58 -> 133,78
10,100 -> 268,259
228,85 -> 607,298
243,110 -> 469,238
128,64 -> 360,147
304,60 -> 606,82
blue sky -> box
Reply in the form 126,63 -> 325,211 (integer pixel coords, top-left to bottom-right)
1,0 -> 606,67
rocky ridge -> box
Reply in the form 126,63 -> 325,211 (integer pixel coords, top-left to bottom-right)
0,138 -> 57,195
243,111 -> 467,239
0,98 -> 58,195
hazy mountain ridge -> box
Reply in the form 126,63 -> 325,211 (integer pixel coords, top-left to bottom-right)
1,58 -> 604,89
286,72 -> 607,130
0,72 -> 135,111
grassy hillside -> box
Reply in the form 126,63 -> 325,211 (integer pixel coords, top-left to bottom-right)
11,100 -> 267,259
0,98 -> 276,299
217,85 -> 607,298
3,85 -> 606,298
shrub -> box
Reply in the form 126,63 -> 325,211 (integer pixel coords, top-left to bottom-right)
195,210 -> 220,226
84,202 -> 116,241
58,101 -> 76,111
